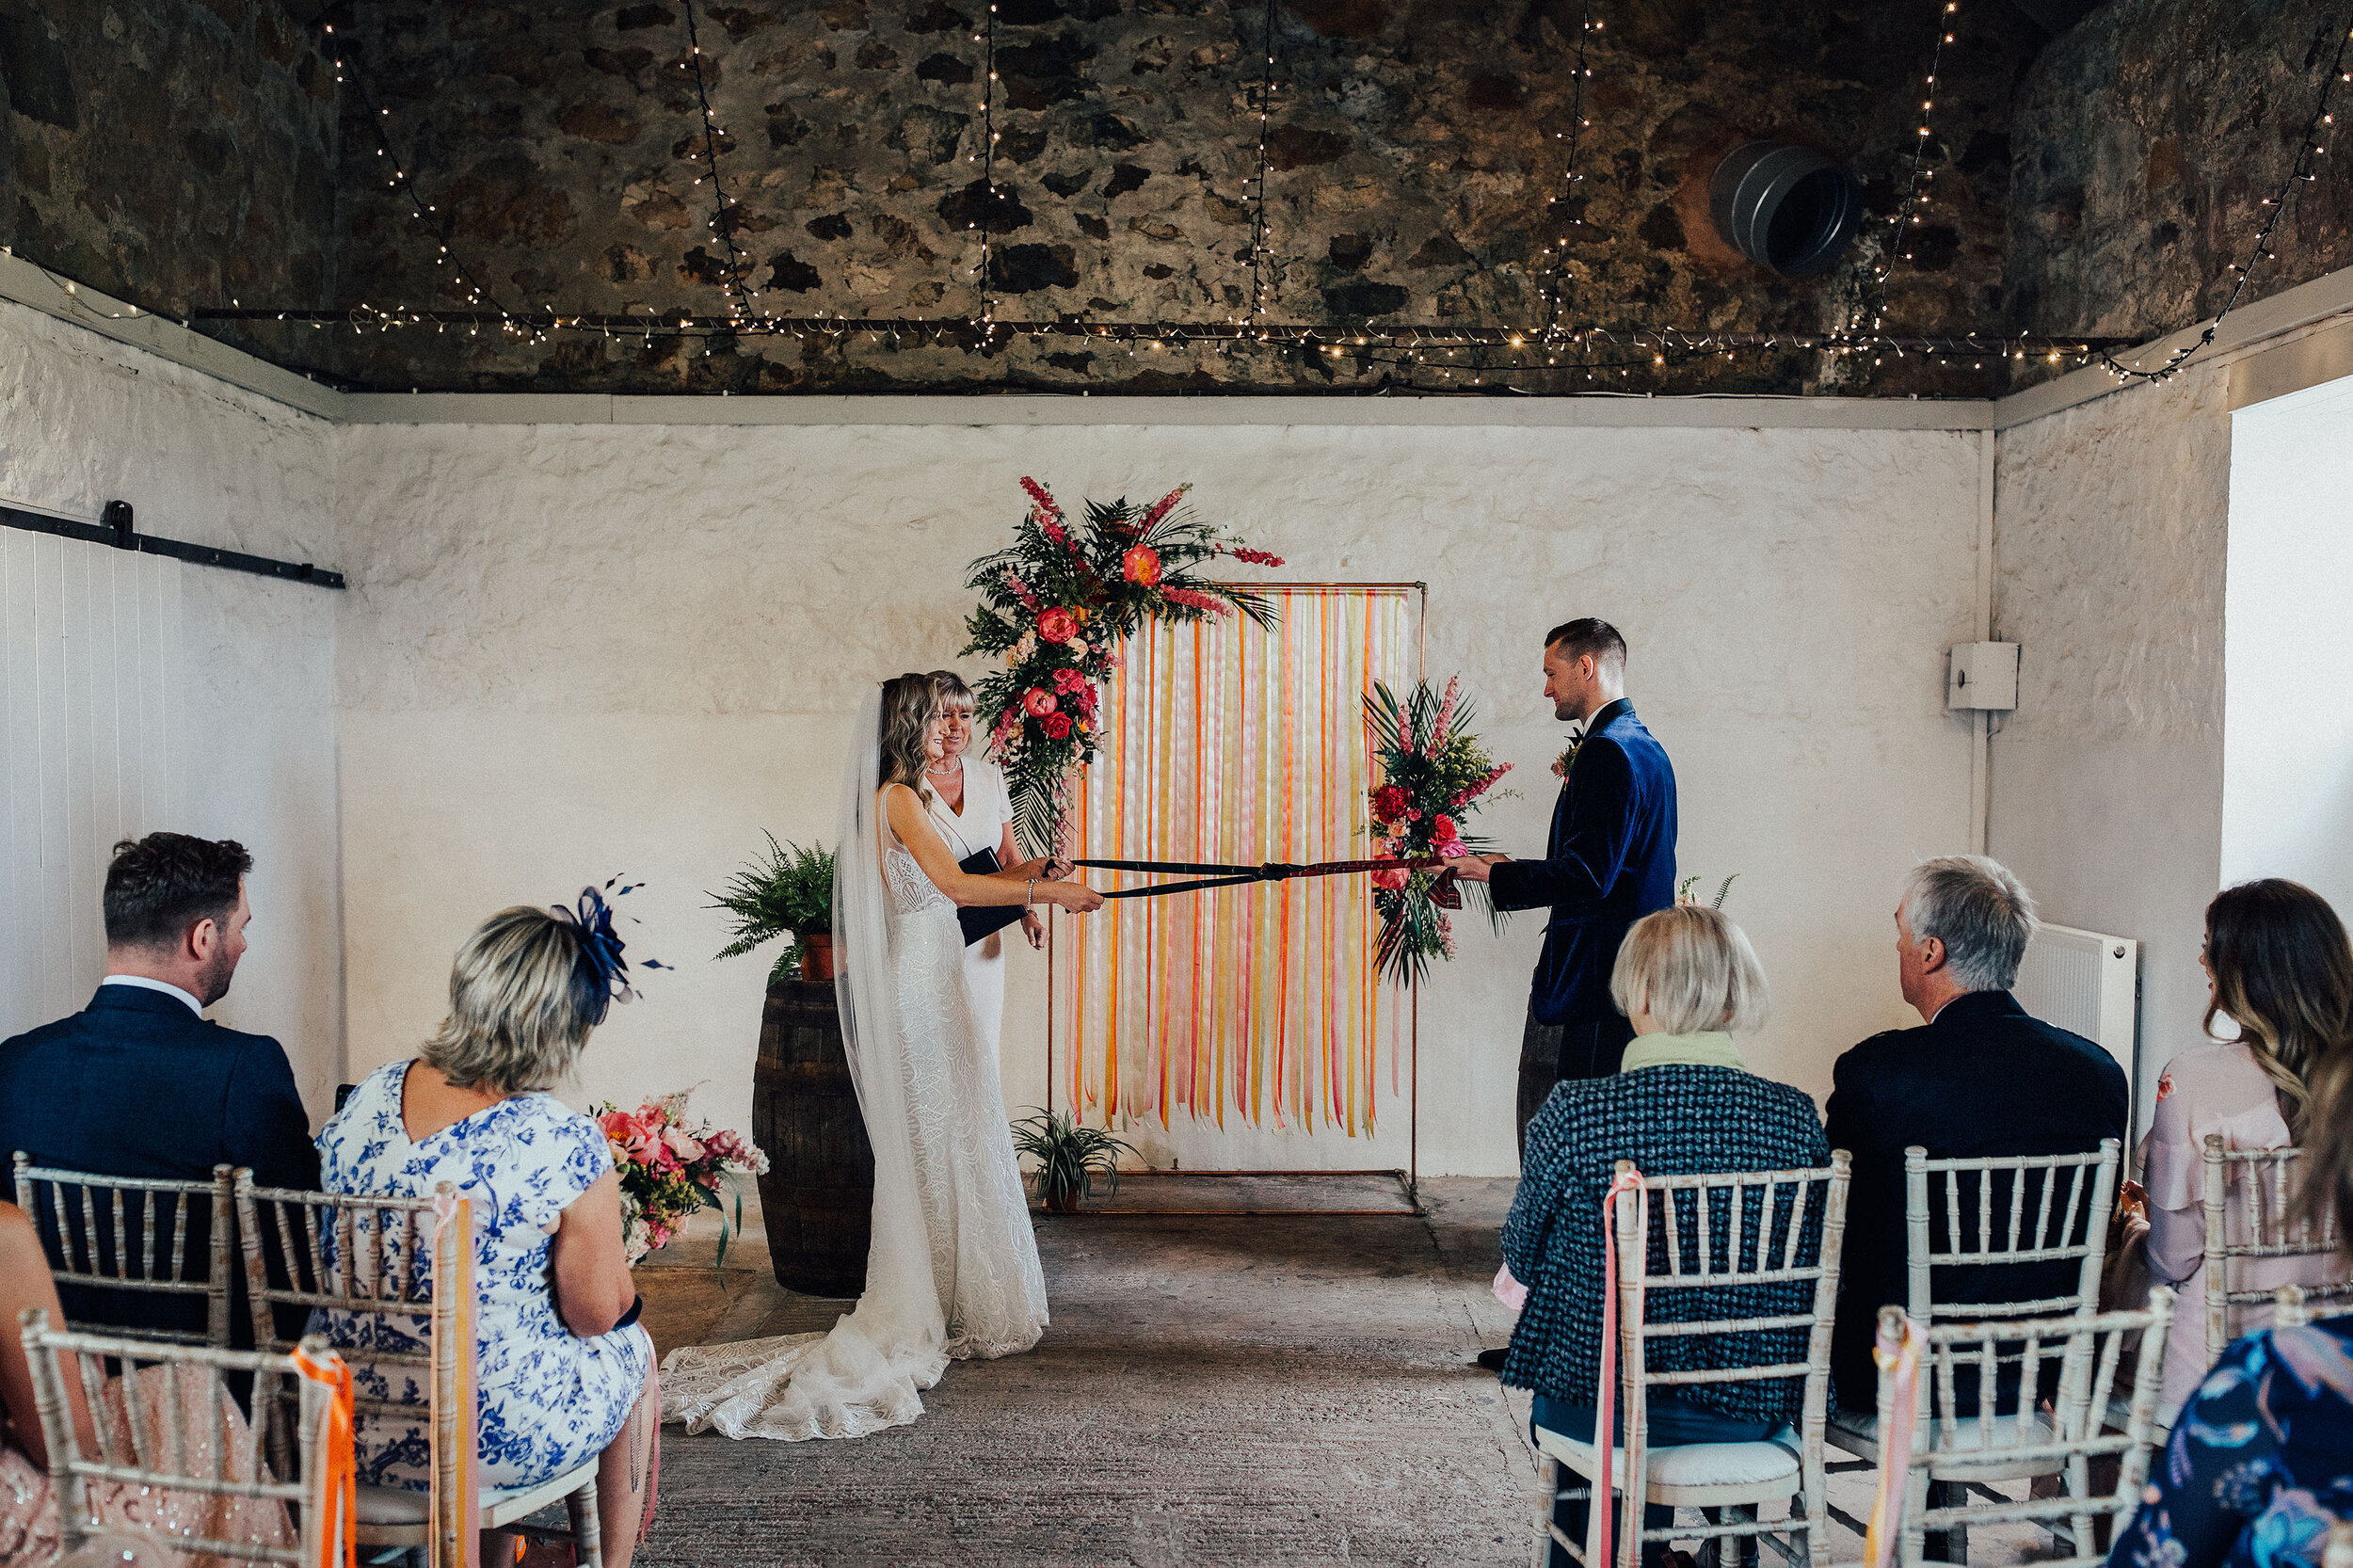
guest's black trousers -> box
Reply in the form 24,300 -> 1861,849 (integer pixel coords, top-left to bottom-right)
1516,1010 -> 1636,1156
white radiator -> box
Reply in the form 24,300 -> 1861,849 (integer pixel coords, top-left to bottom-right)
2011,922 -> 2141,1127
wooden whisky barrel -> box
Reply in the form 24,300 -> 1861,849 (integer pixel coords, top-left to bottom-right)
751,979 -> 872,1296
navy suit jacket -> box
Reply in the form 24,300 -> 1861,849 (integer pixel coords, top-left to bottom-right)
1487,699 -> 1678,1026
1822,989 -> 2129,1409
0,984 -> 320,1339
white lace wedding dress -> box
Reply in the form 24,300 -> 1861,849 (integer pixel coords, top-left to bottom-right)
661,691 -> 1048,1441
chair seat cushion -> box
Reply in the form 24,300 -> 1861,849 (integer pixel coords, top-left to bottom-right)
356,1477 -> 582,1527
1825,1409 -> 2060,1474
1533,1424 -> 1801,1489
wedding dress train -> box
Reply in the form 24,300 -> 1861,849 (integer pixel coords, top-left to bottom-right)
659,691 -> 1048,1441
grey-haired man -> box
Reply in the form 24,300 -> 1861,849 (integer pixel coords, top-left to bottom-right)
1823,855 -> 2127,1411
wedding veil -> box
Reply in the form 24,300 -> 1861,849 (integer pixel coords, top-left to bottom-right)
661,684 -> 949,1439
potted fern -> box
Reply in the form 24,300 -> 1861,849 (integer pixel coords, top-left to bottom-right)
1011,1110 -> 1138,1214
708,835 -> 838,983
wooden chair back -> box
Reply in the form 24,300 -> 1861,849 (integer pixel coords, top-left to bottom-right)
11,1152 -> 236,1347
17,1304 -> 337,1565
1874,1288 -> 2173,1568
2269,1281 -> 2353,1329
1903,1139 -> 2121,1323
2201,1135 -> 2352,1360
1602,1152 -> 1852,1568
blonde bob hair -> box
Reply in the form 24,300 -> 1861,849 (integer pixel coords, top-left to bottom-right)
420,906 -> 604,1095
1609,904 -> 1769,1035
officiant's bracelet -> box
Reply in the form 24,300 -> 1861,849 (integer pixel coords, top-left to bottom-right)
1026,877 -> 1036,910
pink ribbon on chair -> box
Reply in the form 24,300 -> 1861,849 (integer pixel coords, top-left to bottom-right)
1864,1313 -> 1926,1568
1590,1166 -> 1645,1568
428,1191 -> 482,1568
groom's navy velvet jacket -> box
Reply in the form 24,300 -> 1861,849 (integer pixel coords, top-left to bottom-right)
0,984 -> 319,1339
1488,699 -> 1678,1026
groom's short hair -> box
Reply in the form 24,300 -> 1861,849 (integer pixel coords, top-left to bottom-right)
1546,617 -> 1626,673
104,833 -> 251,950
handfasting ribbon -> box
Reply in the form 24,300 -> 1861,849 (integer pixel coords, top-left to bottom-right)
290,1343 -> 358,1568
1864,1310 -> 1926,1568
1078,855 -> 1462,904
429,1191 -> 483,1568
1591,1165 -> 1646,1568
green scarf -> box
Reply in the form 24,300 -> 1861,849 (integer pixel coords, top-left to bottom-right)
1620,1031 -> 1748,1073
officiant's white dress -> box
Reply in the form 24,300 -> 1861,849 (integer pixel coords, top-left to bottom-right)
923,755 -> 1015,1065
660,693 -> 1048,1442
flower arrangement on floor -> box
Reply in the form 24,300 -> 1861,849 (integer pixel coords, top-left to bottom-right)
961,476 -> 1284,855
1366,677 -> 1515,985
1010,1108 -> 1139,1214
595,1093 -> 770,1267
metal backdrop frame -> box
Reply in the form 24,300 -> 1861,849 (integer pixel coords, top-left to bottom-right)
1043,581 -> 1430,1218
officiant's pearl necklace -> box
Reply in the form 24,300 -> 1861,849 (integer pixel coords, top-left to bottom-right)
926,759 -> 963,776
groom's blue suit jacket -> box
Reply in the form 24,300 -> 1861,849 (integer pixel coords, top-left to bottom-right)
1488,699 -> 1678,1026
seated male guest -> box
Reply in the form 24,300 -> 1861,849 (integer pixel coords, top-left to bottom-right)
1823,856 -> 2128,1412
1503,905 -> 1831,1568
0,833 -> 318,1339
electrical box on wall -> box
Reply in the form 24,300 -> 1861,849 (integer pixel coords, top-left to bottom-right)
1947,642 -> 2020,711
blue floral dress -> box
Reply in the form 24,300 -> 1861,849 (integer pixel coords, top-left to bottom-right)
2108,1318 -> 2353,1568
312,1060 -> 654,1492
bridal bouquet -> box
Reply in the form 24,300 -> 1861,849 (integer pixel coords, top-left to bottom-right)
1366,677 -> 1514,985
595,1093 -> 769,1267
961,477 -> 1283,855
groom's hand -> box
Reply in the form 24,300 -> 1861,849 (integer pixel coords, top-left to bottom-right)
1450,854 -> 1506,883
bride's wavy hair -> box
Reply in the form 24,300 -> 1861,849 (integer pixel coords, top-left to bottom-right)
878,672 -> 941,806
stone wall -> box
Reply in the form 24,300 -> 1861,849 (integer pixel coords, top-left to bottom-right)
2007,0 -> 2353,343
202,0 -> 2040,395
0,0 -> 339,321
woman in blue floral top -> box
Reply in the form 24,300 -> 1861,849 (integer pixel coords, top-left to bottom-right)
2109,1032 -> 2353,1568
312,901 -> 656,1565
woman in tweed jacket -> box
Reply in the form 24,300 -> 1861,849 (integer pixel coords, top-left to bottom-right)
1502,904 -> 1831,1566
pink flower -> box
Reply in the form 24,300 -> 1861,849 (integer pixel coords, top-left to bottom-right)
1003,572 -> 1044,613
1022,688 -> 1058,717
1052,667 -> 1087,695
1122,545 -> 1163,586
664,1126 -> 706,1163
1136,485 -> 1190,532
1371,867 -> 1410,890
1037,606 -> 1080,643
1227,546 -> 1285,567
1158,585 -> 1234,617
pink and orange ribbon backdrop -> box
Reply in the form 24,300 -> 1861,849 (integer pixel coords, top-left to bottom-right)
1054,586 -> 1416,1135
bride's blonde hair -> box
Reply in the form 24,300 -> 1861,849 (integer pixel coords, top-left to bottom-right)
878,673 -> 939,807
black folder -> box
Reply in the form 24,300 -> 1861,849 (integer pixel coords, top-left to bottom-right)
957,848 -> 1028,946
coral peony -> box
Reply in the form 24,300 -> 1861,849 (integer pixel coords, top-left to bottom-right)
1122,545 -> 1163,586
1371,867 -> 1411,890
1022,688 -> 1058,717
1037,606 -> 1080,643
1042,711 -> 1074,739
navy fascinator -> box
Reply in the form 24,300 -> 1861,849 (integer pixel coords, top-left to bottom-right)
552,876 -> 671,1027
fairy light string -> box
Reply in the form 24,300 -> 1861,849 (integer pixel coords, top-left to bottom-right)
1536,0 -> 1598,340
1245,0 -> 1278,330
679,0 -> 757,324
1863,0 -> 1961,336
2094,11 -> 2353,385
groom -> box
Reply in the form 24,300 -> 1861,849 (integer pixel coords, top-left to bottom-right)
1454,617 -> 1677,1141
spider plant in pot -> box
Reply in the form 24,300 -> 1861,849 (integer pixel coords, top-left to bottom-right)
1010,1110 -> 1138,1214
707,834 -> 838,984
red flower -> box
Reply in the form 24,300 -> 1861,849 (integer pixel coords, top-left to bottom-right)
1042,711 -> 1074,740
1137,485 -> 1189,533
1158,585 -> 1233,616
1371,867 -> 1410,890
1433,814 -> 1461,844
1022,688 -> 1058,716
1122,545 -> 1163,586
1051,666 -> 1087,694
1228,547 -> 1285,567
1037,606 -> 1080,643
1372,784 -> 1409,822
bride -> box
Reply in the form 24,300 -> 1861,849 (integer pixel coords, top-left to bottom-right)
662,673 -> 1104,1440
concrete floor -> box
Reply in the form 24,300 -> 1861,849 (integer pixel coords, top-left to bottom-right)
632,1180 -> 2052,1568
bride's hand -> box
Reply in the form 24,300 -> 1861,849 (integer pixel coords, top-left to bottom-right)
1052,881 -> 1105,913
1043,856 -> 1075,881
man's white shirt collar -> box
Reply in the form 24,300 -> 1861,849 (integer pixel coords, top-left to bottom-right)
101,974 -> 204,1016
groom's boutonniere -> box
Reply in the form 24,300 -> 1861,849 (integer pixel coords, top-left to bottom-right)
1550,733 -> 1581,781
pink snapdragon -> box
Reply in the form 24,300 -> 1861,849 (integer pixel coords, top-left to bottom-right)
1159,585 -> 1233,616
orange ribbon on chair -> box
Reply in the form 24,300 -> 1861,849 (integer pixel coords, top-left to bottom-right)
1864,1313 -> 1926,1568
1590,1166 -> 1645,1568
291,1343 -> 357,1568
429,1191 -> 482,1568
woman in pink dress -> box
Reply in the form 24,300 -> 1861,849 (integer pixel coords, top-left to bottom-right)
1,1200 -> 292,1567
2141,878 -> 2353,1416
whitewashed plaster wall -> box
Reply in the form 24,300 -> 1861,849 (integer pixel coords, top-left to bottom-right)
333,419 -> 1985,1176
2220,373 -> 2353,910
0,300 -> 345,1117
1990,362 -> 2233,1128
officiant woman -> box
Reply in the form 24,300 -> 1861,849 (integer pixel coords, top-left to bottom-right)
924,669 -> 1042,1066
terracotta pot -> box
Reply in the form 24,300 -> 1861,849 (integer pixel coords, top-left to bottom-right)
797,933 -> 837,982
1043,1186 -> 1077,1215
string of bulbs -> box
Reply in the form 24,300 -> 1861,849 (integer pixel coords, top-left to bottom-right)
182,0 -> 2347,396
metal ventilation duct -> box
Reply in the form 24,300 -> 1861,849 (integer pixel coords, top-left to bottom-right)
1708,142 -> 1865,279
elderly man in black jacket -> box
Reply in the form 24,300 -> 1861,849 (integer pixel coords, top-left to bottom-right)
1823,855 -> 2129,1411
